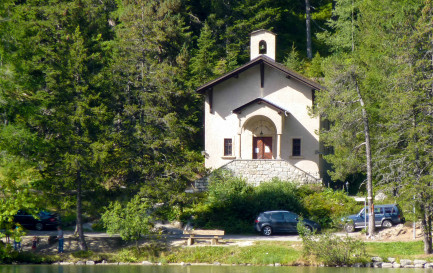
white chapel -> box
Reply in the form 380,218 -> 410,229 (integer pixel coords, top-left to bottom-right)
196,30 -> 324,187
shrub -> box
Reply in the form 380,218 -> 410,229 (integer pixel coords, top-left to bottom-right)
253,179 -> 304,214
302,188 -> 359,228
187,171 -> 303,233
298,221 -> 367,266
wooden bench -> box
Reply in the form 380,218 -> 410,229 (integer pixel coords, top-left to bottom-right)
183,229 -> 225,246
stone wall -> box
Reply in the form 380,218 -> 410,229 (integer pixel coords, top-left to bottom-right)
194,159 -> 321,191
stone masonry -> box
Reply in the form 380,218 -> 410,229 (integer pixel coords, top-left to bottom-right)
195,159 -> 321,191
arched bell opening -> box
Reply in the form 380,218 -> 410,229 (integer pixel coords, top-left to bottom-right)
259,40 -> 267,54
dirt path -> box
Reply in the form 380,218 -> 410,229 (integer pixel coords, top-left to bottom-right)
6,223 -> 422,254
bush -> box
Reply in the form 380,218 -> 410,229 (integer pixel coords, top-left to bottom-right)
302,188 -> 359,228
298,221 -> 367,266
183,171 -> 361,233
186,171 -> 303,233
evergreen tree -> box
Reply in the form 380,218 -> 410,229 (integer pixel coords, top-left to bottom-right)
0,0 -> 116,250
105,0 -> 203,231
373,0 -> 433,253
314,0 -> 379,235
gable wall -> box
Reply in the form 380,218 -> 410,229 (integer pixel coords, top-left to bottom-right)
204,64 -> 320,180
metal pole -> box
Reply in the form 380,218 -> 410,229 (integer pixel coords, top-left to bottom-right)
413,195 -> 416,239
364,198 -> 367,235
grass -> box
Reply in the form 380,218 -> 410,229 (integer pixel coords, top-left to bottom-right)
365,241 -> 432,261
5,239 -> 433,265
164,241 -> 302,265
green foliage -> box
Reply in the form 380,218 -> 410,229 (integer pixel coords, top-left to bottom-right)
302,188 -> 359,228
71,250 -> 94,259
186,171 -> 354,232
283,44 -> 305,72
102,193 -> 153,242
253,179 -> 304,214
299,225 -> 367,266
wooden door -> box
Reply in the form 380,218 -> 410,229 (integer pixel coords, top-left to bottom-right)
253,137 -> 272,159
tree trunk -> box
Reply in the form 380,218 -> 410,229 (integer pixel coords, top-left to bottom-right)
76,168 -> 88,251
355,78 -> 375,236
305,0 -> 312,59
420,203 -> 432,254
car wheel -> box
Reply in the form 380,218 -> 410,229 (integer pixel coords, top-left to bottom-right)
382,220 -> 392,228
262,226 -> 272,236
344,223 -> 355,233
305,225 -> 313,232
35,222 -> 44,231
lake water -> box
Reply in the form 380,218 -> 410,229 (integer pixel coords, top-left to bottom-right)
0,265 -> 430,273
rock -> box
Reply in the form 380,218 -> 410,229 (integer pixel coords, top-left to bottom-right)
371,257 -> 383,262
387,258 -> 396,263
353,263 -> 363,267
101,260 -> 107,264
400,259 -> 412,266
393,263 -> 401,268
275,263 -> 281,267
86,261 -> 95,265
425,263 -> 433,268
414,259 -> 427,265
157,262 -> 162,266
382,263 -> 393,268
141,261 -> 153,265
364,263 -> 373,267
118,262 -> 130,265
267,264 -> 274,266
415,264 -> 425,268
373,262 -> 382,268
60,262 -> 73,265
404,265 -> 415,268
76,261 -> 85,265
180,262 -> 190,266
213,262 -> 221,266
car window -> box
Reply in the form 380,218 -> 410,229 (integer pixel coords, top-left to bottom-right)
283,212 -> 297,221
374,207 -> 383,214
384,207 -> 392,214
271,212 -> 283,221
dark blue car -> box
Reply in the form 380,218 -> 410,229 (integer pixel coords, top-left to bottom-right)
342,204 -> 405,233
255,210 -> 321,236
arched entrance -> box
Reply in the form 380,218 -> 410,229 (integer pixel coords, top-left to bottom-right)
242,116 -> 277,159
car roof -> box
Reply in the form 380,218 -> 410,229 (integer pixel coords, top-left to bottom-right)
262,210 -> 293,213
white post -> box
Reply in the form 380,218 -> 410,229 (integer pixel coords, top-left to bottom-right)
276,134 -> 281,159
237,133 -> 242,159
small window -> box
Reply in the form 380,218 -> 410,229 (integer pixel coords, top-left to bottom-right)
284,212 -> 298,221
374,207 -> 383,214
271,212 -> 283,221
292,138 -> 301,156
259,40 -> 267,54
384,207 -> 392,214
224,138 -> 232,156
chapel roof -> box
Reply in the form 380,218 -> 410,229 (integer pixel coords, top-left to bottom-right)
195,55 -> 323,94
232,97 -> 290,115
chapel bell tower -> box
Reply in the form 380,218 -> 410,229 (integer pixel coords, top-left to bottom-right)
250,29 -> 276,61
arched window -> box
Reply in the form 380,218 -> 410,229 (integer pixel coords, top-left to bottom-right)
259,40 -> 267,54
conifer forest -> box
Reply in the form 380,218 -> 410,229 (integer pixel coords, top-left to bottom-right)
2,0 -> 433,253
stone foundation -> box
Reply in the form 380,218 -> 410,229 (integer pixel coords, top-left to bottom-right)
194,159 -> 321,191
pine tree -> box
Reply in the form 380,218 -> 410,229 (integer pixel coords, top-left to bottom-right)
0,0 -> 116,250
104,0 -> 204,233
